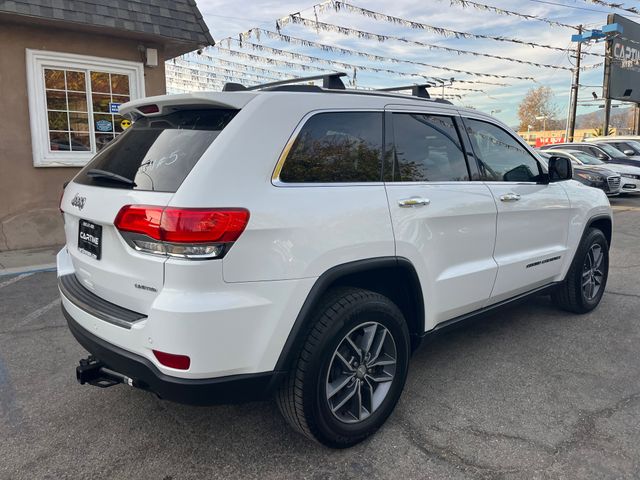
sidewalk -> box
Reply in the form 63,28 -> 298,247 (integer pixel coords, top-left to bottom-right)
0,245 -> 60,276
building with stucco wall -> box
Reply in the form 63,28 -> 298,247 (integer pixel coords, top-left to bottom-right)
0,1 -> 213,251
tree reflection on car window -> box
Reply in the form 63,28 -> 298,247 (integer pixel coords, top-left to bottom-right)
280,112 -> 383,183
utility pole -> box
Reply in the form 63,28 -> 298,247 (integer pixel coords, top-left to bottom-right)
567,25 -> 583,142
602,35 -> 613,136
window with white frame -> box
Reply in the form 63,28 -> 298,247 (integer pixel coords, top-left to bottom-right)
27,50 -> 145,167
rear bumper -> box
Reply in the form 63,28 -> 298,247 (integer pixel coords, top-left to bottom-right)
63,305 -> 284,405
57,246 -> 315,380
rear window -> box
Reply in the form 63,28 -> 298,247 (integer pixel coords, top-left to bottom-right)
279,112 -> 383,183
74,109 -> 238,192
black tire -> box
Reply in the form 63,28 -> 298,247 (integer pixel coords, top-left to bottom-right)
552,227 -> 609,314
276,287 -> 410,448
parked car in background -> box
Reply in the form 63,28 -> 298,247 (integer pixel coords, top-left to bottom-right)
587,138 -> 640,157
588,135 -> 640,143
541,142 -> 640,167
545,149 -> 640,194
537,151 -> 621,196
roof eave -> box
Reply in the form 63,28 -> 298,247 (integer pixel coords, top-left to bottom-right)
0,12 -> 214,58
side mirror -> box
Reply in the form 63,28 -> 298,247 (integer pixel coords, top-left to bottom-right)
624,149 -> 635,156
548,156 -> 573,182
597,153 -> 607,160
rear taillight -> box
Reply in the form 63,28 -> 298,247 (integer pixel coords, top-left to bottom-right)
114,205 -> 249,259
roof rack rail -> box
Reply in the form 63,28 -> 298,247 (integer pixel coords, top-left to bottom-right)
376,84 -> 433,99
219,76 -> 455,105
222,72 -> 347,92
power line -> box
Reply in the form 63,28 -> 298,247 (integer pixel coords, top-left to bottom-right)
523,0 -> 621,14
583,0 -> 640,15
437,0 -> 577,29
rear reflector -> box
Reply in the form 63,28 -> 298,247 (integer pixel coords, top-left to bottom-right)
153,350 -> 190,370
114,205 -> 249,259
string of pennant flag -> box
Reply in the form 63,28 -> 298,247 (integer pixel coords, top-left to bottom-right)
233,35 -> 539,80
202,46 -> 512,90
279,1 -> 603,56
244,24 -> 575,72
167,0 -> 620,98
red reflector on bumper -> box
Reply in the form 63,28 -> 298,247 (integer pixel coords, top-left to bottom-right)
153,350 -> 191,370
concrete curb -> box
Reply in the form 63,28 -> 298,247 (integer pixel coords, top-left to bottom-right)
0,263 -> 57,277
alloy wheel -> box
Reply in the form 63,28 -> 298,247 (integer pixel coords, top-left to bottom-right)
582,243 -> 604,301
325,322 -> 397,424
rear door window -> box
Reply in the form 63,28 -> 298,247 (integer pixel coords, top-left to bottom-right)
278,112 -> 383,183
390,113 -> 470,181
74,109 -> 238,192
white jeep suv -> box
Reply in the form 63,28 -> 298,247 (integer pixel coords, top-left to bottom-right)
58,75 -> 612,448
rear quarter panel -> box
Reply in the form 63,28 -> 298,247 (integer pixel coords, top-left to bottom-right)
168,93 -> 396,282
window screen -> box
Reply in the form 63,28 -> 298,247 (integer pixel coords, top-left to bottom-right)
279,112 -> 383,183
391,113 -> 469,181
465,119 -> 541,182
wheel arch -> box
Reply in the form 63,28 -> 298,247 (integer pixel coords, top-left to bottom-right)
274,257 -> 425,373
587,214 -> 612,248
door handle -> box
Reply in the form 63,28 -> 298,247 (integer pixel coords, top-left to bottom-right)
500,193 -> 521,202
398,197 -> 430,208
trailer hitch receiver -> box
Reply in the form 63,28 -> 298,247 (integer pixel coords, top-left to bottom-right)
76,355 -> 134,388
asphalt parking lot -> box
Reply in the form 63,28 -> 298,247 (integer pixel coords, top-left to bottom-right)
1,197 -> 640,480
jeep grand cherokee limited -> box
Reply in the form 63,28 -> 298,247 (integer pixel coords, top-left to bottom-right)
58,75 -> 612,448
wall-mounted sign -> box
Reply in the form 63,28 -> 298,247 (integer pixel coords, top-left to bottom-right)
95,119 -> 113,132
605,14 -> 640,103
109,102 -> 121,114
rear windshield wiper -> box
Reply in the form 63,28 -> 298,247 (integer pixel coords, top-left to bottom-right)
86,169 -> 137,187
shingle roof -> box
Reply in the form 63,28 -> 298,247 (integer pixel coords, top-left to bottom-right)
0,0 -> 214,47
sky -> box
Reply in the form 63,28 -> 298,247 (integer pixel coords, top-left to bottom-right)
189,0 -> 640,127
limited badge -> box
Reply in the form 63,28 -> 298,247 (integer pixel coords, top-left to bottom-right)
96,119 -> 112,132
120,119 -> 131,130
